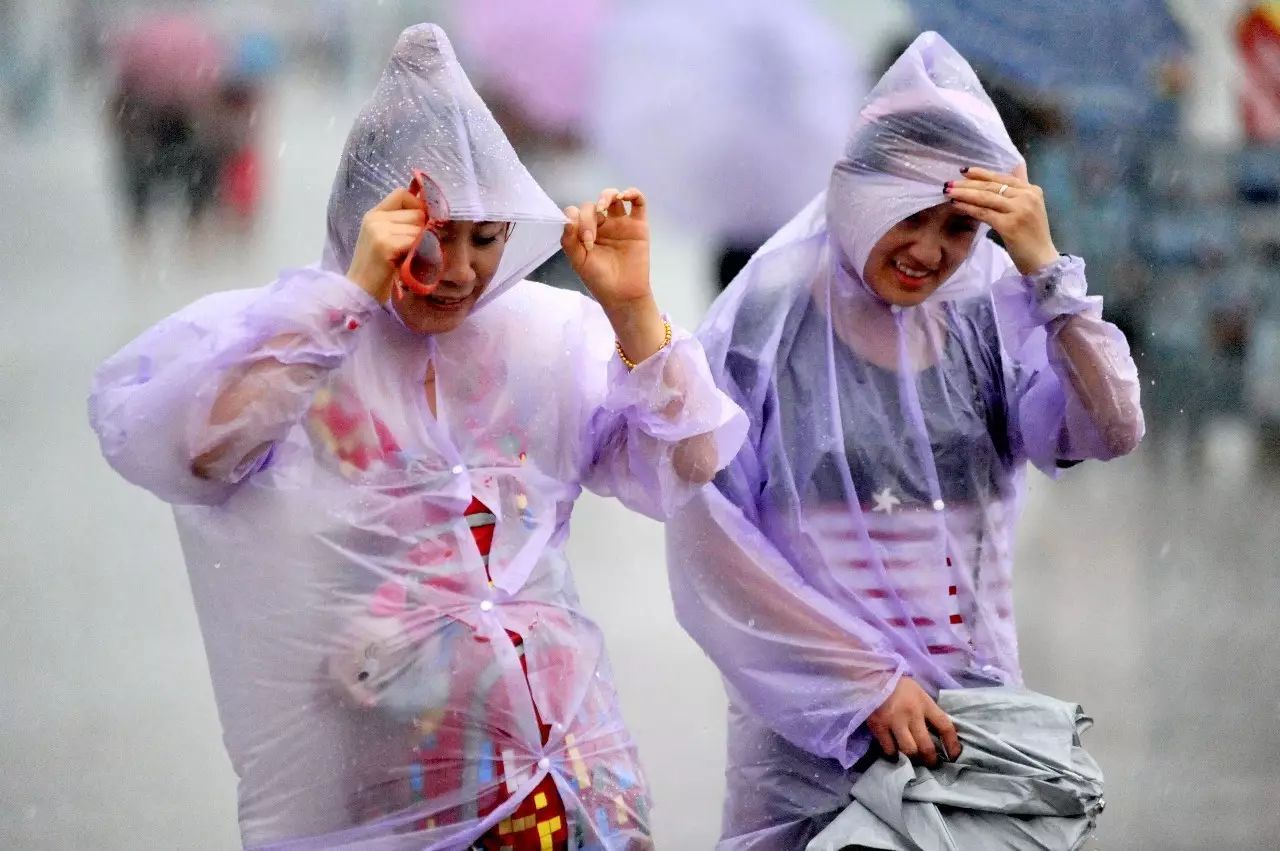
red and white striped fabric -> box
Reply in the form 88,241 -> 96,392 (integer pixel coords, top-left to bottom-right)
804,502 -> 1017,669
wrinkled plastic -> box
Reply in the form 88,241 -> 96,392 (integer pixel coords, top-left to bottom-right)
664,32 -> 1143,847
320,24 -> 564,305
808,688 -> 1105,851
89,24 -> 746,850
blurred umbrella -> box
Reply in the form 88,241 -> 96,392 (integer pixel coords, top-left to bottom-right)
452,0 -> 607,141
901,0 -> 1187,125
112,12 -> 224,106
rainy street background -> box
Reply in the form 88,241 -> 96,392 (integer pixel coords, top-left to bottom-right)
3,1 -> 1280,848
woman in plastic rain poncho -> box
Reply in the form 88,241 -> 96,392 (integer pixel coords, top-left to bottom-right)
89,25 -> 745,851
665,32 -> 1144,849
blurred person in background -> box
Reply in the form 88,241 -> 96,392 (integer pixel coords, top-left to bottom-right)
89,24 -> 743,850
593,0 -> 863,293
667,33 -> 1142,848
107,9 -> 225,234
206,29 -> 282,228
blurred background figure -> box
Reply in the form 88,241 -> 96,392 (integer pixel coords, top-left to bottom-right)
593,0 -> 864,292
104,6 -> 284,238
107,10 -> 226,233
205,28 -> 281,228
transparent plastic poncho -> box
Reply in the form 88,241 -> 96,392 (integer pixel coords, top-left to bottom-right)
664,32 -> 1143,847
89,24 -> 745,850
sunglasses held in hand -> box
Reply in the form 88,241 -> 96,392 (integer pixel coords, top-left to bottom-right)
396,169 -> 450,299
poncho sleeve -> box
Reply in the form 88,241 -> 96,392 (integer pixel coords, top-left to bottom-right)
579,300 -> 748,520
664,344 -> 908,769
992,254 -> 1145,473
88,266 -> 379,505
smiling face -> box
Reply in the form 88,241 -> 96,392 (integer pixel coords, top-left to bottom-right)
390,220 -> 510,334
861,203 -> 980,307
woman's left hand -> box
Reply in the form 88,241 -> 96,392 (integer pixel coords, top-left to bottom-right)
564,187 -> 667,366
562,187 -> 652,308
945,165 -> 1060,276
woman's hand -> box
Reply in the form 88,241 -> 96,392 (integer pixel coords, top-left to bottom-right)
867,676 -> 961,768
562,187 -> 652,307
345,188 -> 426,302
945,164 -> 1060,276
564,188 -> 666,365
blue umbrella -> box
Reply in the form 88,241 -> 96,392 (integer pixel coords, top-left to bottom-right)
902,0 -> 1187,122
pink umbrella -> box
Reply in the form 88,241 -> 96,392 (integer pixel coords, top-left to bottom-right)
452,0 -> 607,139
112,12 -> 225,106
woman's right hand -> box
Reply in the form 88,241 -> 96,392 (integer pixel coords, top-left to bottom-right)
345,188 -> 426,302
867,676 -> 961,767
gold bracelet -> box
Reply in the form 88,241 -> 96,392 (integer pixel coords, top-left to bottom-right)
616,319 -> 673,370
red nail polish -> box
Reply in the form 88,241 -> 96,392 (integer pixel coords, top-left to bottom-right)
960,167 -> 970,174
943,182 -> 952,194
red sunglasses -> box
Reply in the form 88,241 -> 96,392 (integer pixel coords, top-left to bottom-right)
396,169 -> 450,299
